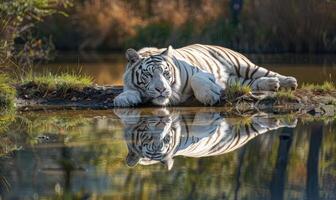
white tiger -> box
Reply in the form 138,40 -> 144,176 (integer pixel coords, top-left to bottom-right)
114,108 -> 297,170
114,44 -> 298,107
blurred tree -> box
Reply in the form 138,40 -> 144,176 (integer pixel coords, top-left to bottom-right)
230,0 -> 244,26
0,0 -> 72,69
306,123 -> 323,200
270,128 -> 293,200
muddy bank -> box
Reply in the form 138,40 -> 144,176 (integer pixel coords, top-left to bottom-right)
15,83 -> 336,116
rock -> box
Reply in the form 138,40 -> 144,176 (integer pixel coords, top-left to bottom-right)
321,105 -> 335,116
301,96 -> 308,103
105,89 -> 114,95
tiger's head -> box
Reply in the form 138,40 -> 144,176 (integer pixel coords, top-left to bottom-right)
123,46 -> 180,106
114,108 -> 179,170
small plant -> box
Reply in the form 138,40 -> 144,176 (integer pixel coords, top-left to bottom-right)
301,81 -> 335,93
20,73 -> 93,97
275,90 -> 297,101
225,83 -> 252,102
0,75 -> 16,110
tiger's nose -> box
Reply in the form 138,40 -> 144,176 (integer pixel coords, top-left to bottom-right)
155,87 -> 166,93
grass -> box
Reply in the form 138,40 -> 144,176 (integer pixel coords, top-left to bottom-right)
21,73 -> 93,95
301,81 -> 335,93
275,90 -> 297,101
0,111 -> 16,134
0,75 -> 16,110
225,83 -> 252,102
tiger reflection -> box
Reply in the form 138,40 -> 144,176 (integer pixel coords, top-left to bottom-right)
114,108 -> 297,170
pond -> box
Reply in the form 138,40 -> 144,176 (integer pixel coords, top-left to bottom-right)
1,108 -> 336,199
1,54 -> 336,199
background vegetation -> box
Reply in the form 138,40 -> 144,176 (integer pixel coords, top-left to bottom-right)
37,0 -> 336,53
1,0 -> 335,79
0,0 -> 72,69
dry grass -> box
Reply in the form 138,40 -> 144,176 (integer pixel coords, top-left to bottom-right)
301,81 -> 335,93
75,0 -> 226,49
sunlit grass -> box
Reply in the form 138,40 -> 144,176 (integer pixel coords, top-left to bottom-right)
0,111 -> 16,134
301,81 -> 335,93
275,90 -> 297,101
0,75 -> 16,110
21,73 -> 93,94
225,83 -> 252,102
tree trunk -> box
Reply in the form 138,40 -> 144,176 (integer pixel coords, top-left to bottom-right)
306,123 -> 323,200
270,128 -> 293,200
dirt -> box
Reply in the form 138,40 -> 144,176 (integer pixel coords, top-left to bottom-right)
15,83 -> 336,116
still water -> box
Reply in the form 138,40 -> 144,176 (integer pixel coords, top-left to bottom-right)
0,108 -> 335,199
1,54 -> 336,199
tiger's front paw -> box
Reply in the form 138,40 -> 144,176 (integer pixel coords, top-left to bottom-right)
279,76 -> 298,90
254,77 -> 280,91
113,90 -> 142,107
191,74 -> 222,105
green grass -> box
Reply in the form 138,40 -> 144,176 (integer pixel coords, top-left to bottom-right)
0,75 -> 16,110
225,83 -> 252,102
21,73 -> 93,94
275,90 -> 297,101
301,81 -> 335,93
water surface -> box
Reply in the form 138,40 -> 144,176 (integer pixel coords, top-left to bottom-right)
0,108 -> 335,199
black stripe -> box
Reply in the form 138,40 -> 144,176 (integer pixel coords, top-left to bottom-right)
250,66 -> 260,78
131,66 -> 145,91
211,46 -> 240,77
173,56 -> 189,94
250,124 -> 259,133
181,49 -> 204,68
182,116 -> 190,146
194,45 -> 222,79
225,50 -> 242,78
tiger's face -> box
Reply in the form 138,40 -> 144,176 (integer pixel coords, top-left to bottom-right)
124,46 -> 177,106
114,108 -> 177,170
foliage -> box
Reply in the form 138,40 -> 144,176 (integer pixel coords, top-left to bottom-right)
0,75 -> 16,110
225,83 -> 252,102
37,0 -> 336,53
0,0 -> 72,67
275,90 -> 297,101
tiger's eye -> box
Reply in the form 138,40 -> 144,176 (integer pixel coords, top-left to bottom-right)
163,72 -> 171,79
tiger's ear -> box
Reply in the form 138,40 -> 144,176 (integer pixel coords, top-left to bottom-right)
162,45 -> 174,57
126,150 -> 140,167
125,48 -> 140,63
161,157 -> 174,171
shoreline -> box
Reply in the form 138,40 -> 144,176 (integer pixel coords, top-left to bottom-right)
14,84 -> 336,117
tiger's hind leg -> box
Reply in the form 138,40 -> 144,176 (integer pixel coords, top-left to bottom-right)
209,46 -> 297,90
225,54 -> 297,89
227,75 -> 280,91
236,63 -> 298,90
